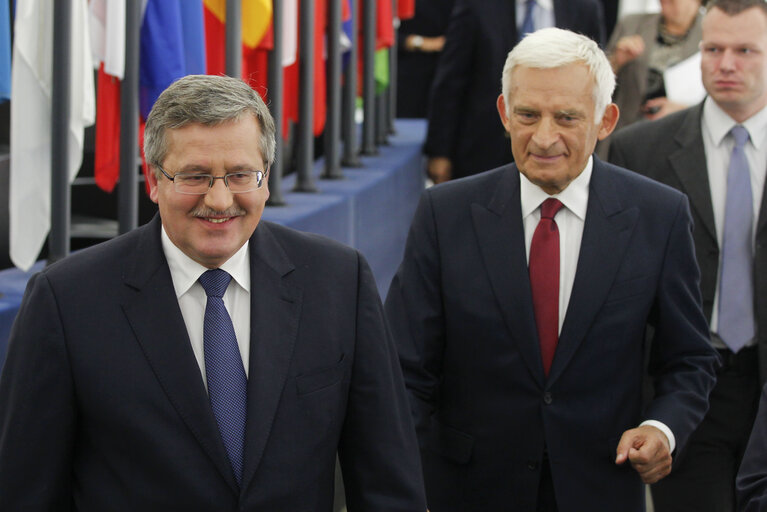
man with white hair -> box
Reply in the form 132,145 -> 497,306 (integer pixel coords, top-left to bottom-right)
386,28 -> 718,511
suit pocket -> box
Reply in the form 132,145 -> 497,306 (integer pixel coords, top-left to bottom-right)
295,354 -> 346,395
425,418 -> 475,465
603,276 -> 652,306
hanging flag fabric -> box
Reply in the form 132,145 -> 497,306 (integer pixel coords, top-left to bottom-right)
140,0 -> 185,120
0,0 -> 12,101
179,0 -> 207,75
10,0 -> 96,270
398,0 -> 415,20
203,0 -> 272,50
282,0 -> 297,67
89,0 -> 125,193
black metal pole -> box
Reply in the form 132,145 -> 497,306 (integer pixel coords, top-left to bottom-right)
226,0 -> 242,77
267,0 -> 286,205
49,0 -> 72,263
361,0 -> 377,155
389,0 -> 397,133
322,0 -> 343,179
341,0 -> 361,167
294,0 -> 317,192
118,0 -> 141,235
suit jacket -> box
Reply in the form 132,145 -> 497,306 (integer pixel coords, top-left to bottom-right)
737,382 -> 767,511
607,12 -> 703,132
609,104 -> 767,384
423,0 -> 605,179
0,216 -> 426,511
384,159 -> 718,511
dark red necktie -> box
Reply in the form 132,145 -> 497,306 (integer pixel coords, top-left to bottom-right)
529,198 -> 564,376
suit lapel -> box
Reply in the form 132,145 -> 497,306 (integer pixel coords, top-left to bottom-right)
669,104 -> 717,243
120,216 -> 238,490
548,161 -> 639,384
472,166 -> 545,384
240,222 -> 302,493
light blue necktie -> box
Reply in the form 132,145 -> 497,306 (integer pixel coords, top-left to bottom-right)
520,0 -> 536,40
199,269 -> 247,485
718,125 -> 755,353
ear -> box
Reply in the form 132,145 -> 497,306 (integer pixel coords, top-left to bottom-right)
147,166 -> 160,204
497,94 -> 511,132
597,103 -> 620,140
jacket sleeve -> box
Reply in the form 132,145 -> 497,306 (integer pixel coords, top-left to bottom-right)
0,272 -> 76,510
384,191 -> 446,442
643,194 -> 719,454
338,252 -> 427,511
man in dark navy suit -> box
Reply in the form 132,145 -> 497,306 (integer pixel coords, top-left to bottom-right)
387,28 -> 718,511
0,75 -> 426,511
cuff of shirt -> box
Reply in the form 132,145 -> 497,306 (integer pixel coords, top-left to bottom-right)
640,420 -> 676,453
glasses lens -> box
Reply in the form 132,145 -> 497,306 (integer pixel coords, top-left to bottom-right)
227,171 -> 262,192
174,174 -> 211,194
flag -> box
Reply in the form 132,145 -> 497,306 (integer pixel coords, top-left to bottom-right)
140,0 -> 185,119
90,0 -> 125,192
10,0 -> 95,270
398,0 -> 415,20
179,0 -> 207,75
282,0 -> 298,67
0,0 -> 12,101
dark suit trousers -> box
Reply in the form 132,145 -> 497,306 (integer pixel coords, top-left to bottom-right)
651,346 -> 760,512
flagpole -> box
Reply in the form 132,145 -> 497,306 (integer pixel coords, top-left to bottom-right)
118,0 -> 141,235
389,0 -> 397,134
225,0 -> 242,78
322,0 -> 343,179
49,0 -> 72,264
267,0 -> 286,205
294,0 -> 317,192
341,0 -> 361,167
361,0 -> 377,155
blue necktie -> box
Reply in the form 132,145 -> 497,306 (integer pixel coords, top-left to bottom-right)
520,0 -> 536,39
718,125 -> 755,353
199,269 -> 247,485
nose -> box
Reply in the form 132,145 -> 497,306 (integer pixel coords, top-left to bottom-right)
203,177 -> 234,211
719,49 -> 737,72
531,117 -> 558,149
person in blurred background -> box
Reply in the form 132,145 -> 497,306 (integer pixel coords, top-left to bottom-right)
609,0 -> 703,127
397,0 -> 455,118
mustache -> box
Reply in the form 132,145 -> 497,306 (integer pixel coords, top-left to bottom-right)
190,206 -> 246,218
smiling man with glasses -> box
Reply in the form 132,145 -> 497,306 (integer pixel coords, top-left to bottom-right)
0,74 -> 427,511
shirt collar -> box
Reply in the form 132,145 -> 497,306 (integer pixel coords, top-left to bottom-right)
161,225 -> 251,298
520,155 -> 592,221
703,96 -> 767,150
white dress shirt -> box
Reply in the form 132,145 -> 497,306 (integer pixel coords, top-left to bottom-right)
702,97 -> 767,347
519,155 -> 676,451
161,227 -> 252,387
516,0 -> 556,33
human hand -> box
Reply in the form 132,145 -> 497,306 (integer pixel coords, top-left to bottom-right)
641,97 -> 687,120
615,425 -> 672,484
427,157 -> 452,184
610,35 -> 645,71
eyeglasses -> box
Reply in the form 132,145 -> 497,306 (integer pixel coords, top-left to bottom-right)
157,166 -> 268,195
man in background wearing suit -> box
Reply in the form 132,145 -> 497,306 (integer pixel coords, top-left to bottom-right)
609,1 -> 767,510
424,0 -> 605,183
386,28 -> 718,511
0,75 -> 427,511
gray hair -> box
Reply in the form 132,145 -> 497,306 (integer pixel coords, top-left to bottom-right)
501,28 -> 616,123
144,74 -> 276,174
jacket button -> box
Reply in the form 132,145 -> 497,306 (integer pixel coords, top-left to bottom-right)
527,460 -> 538,470
543,392 -> 553,405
